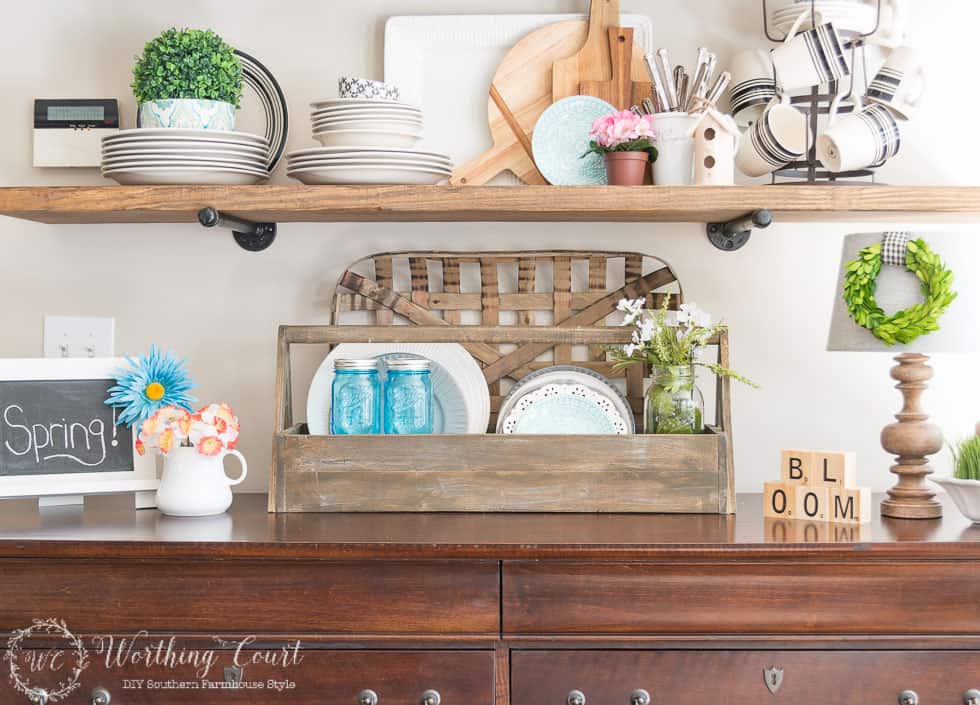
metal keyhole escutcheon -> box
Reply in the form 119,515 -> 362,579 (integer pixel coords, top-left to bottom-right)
360,689 -> 379,705
567,690 -> 586,705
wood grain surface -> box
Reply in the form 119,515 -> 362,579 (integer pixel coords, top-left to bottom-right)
503,561 -> 980,635
511,650 -> 980,705
1,649 -> 494,705
4,186 -> 980,224
0,560 -> 500,636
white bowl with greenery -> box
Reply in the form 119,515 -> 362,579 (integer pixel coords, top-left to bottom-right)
932,434 -> 980,523
133,28 -> 242,131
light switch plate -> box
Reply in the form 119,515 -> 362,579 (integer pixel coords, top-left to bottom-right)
43,316 -> 115,358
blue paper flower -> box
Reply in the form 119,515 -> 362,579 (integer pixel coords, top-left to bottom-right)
105,346 -> 197,427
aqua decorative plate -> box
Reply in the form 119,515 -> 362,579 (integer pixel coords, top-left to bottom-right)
500,383 -> 631,435
532,96 -> 617,185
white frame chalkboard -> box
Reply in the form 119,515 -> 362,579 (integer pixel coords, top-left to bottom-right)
0,358 -> 158,504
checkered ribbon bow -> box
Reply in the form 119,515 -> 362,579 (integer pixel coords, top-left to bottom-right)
881,232 -> 911,267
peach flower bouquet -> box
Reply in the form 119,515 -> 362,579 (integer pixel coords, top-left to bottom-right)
136,403 -> 240,457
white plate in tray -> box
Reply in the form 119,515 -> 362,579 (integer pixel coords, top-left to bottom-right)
383,13 -> 654,184
306,343 -> 491,435
499,383 -> 633,435
496,365 -> 635,434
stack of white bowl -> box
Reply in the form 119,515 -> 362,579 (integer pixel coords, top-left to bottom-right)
102,129 -> 271,185
288,90 -> 453,185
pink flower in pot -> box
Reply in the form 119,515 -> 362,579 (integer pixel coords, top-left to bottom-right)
582,110 -> 659,186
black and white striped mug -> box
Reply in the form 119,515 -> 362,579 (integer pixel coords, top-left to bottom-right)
729,49 -> 777,127
866,46 -> 926,121
771,13 -> 850,92
817,96 -> 901,173
735,97 -> 808,177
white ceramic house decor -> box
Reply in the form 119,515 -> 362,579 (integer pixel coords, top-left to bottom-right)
689,108 -> 740,185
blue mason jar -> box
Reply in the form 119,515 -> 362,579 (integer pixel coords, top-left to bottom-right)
330,359 -> 381,435
383,358 -> 433,434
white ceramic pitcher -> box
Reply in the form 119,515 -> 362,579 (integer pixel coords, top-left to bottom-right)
156,446 -> 248,517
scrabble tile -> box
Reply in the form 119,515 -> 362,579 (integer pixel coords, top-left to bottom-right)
780,449 -> 814,484
812,451 -> 857,488
829,486 -> 871,524
764,481 -> 796,519
794,486 -> 830,522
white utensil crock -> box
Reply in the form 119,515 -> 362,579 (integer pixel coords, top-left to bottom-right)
652,112 -> 696,185
156,446 -> 247,517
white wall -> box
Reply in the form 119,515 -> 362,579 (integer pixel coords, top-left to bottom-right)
1,0 -> 977,494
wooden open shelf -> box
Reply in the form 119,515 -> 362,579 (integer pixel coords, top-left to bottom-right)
2,185 -> 980,225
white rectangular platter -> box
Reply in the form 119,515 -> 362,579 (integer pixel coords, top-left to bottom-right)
384,14 -> 655,184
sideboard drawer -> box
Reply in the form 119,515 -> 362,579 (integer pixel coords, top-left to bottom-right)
503,561 -> 980,635
0,560 -> 500,635
4,649 -> 494,705
511,650 -> 980,705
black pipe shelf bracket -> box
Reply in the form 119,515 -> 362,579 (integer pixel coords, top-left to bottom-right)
198,207 -> 278,252
706,209 -> 773,252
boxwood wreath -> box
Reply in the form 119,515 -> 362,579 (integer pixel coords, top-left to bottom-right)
843,238 -> 957,345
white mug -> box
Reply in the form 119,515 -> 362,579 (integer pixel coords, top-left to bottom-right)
735,97 -> 808,178
865,46 -> 925,120
771,12 -> 850,92
729,49 -> 777,127
817,95 -> 902,173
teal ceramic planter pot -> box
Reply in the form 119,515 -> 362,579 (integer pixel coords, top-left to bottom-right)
138,99 -> 236,131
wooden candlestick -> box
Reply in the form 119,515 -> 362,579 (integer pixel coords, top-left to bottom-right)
879,353 -> 944,520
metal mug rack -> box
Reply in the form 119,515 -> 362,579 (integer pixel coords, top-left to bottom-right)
760,0 -> 884,184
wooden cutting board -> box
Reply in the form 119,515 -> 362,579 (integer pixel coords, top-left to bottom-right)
579,27 -> 652,109
451,20 -> 587,186
553,0 -> 650,104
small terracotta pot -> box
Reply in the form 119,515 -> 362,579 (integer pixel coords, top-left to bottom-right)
604,151 -> 650,185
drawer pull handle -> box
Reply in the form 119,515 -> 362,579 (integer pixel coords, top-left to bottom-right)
26,689 -> 48,705
567,690 -> 586,705
422,690 -> 441,705
631,689 -> 651,705
360,689 -> 379,705
965,689 -> 980,705
91,687 -> 111,705
899,690 -> 919,705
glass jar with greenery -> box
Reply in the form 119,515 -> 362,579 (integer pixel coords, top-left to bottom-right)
611,296 -> 757,434
646,364 -> 705,434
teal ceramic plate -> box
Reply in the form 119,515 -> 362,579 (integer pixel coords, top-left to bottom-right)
531,96 -> 616,186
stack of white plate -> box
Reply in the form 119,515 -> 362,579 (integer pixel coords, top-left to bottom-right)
768,0 -> 878,36
101,129 -> 271,185
310,98 -> 424,148
286,146 -> 453,185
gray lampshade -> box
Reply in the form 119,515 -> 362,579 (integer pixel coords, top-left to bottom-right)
828,232 -> 979,353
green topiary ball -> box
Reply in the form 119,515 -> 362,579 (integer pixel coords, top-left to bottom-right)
132,28 -> 243,107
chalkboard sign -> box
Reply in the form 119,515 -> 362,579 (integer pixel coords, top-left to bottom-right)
0,379 -> 133,476
0,359 -> 157,505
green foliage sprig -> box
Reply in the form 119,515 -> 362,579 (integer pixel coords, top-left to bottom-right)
609,295 -> 758,388
132,28 -> 243,107
843,239 -> 957,346
952,436 -> 980,481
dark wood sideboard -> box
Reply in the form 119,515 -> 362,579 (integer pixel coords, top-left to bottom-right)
0,494 -> 978,705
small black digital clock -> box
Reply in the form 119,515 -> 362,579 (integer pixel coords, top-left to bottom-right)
34,99 -> 119,129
